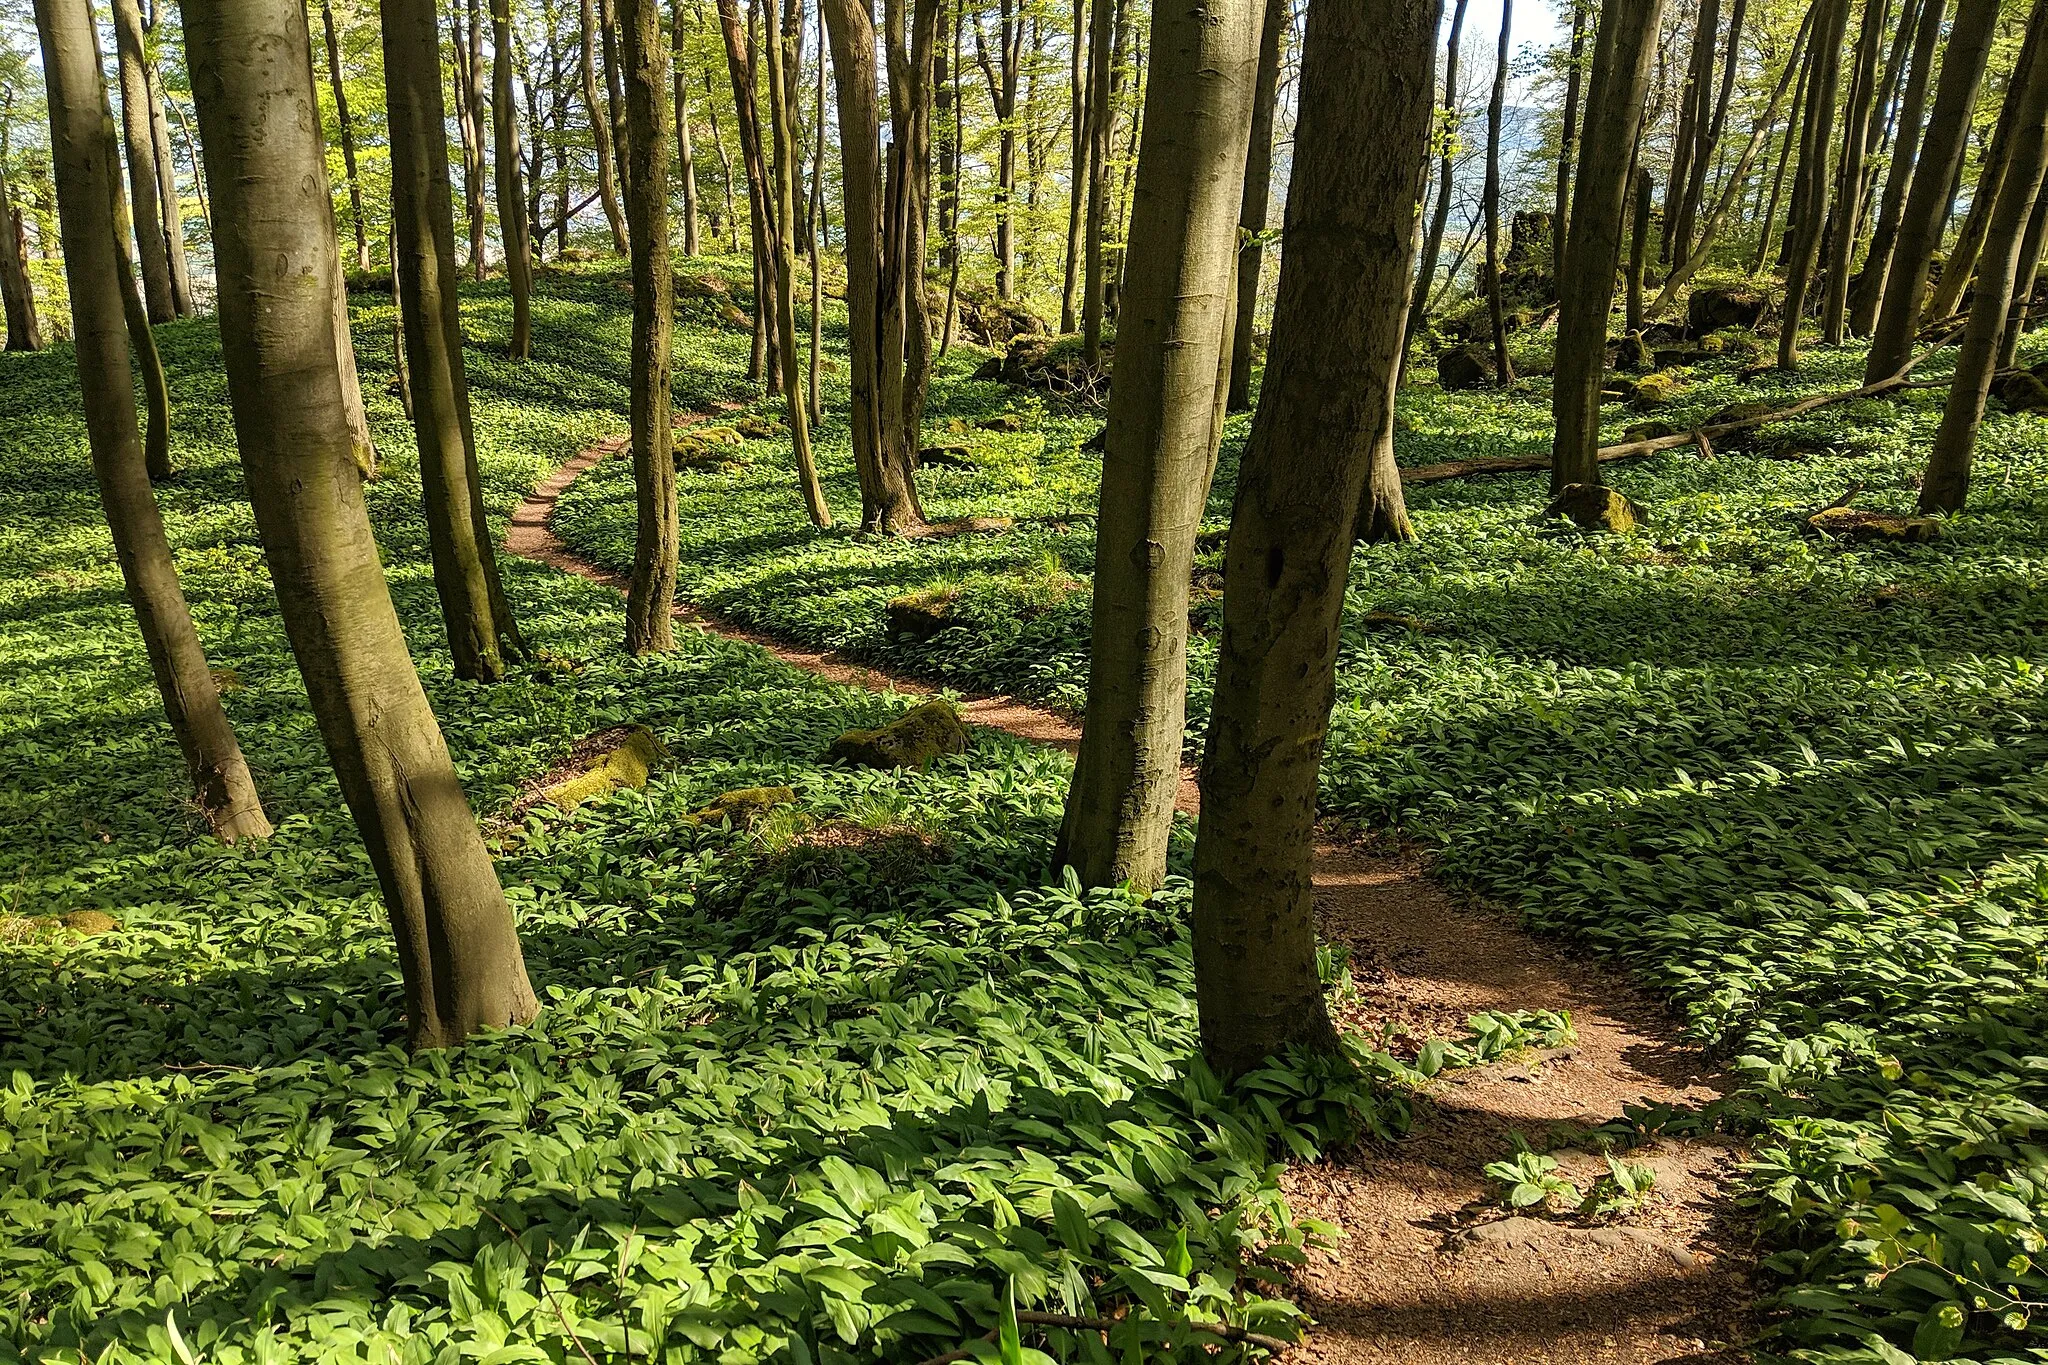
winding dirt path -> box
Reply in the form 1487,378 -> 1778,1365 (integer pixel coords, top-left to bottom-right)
508,433 -> 1758,1363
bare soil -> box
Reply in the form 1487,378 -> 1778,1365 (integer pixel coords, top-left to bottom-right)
506,430 -> 1759,1363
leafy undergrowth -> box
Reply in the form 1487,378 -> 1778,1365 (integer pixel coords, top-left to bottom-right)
551,268 -> 2048,1364
0,261 -> 1396,1364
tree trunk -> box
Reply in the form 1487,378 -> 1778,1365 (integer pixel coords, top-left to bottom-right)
385,0 -> 528,681
1060,0 -> 1085,331
1226,0 -> 1284,412
1864,0 -> 2001,379
764,0 -> 831,525
1852,0 -> 1942,334
974,0 -> 1021,299
1754,32 -> 1812,273
1079,0 -> 1115,363
2000,187 -> 2048,366
717,0 -> 780,387
703,65 -> 742,248
1055,0 -> 1263,893
457,0 -> 491,278
319,0 -> 372,273
1821,0 -> 1891,343
1403,0 -> 1470,358
1776,0 -> 1849,369
113,198 -> 174,482
109,0 -> 174,322
1663,0 -> 1717,266
1555,0 -> 1588,254
673,0 -> 701,255
1483,0 -> 1516,384
601,0 -> 632,186
809,0 -> 825,419
0,118 -> 43,350
1628,165 -> 1653,332
1196,0 -> 1438,1080
33,0 -> 271,843
492,0 -> 535,358
1550,0 -> 1664,489
141,17 -> 195,315
1675,0 -> 1745,257
940,0 -> 964,355
1922,18 -> 2048,512
583,0 -> 630,250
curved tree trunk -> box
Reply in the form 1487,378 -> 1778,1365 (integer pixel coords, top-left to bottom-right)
1226,0 -> 1285,412
763,0 -> 830,526
493,0 -> 535,358
184,0 -> 539,1048
108,0 -> 174,323
584,0 -> 630,251
1550,0 -> 1663,489
385,0 -> 527,682
1852,0 -> 1942,334
33,0 -> 270,843
1403,0 -> 1471,359
1055,0 -> 1263,893
141,16 -> 195,315
1196,0 -> 1441,1081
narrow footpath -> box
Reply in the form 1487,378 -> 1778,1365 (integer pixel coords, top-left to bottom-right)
507,430 -> 1759,1363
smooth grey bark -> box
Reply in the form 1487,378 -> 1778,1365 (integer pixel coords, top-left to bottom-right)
763,0 -> 830,525
1079,0 -> 1114,362
1550,0 -> 1664,489
673,0 -> 701,255
1776,0 -> 1849,369
181,0 -> 539,1049
383,0 -> 527,681
1822,0 -> 1890,343
492,0 -> 534,358
0,125 -> 41,349
583,0 -> 630,250
620,0 -> 677,653
108,0 -> 173,322
1556,0 -> 1588,253
319,0 -> 371,273
1055,0 -> 1264,893
1852,0 -> 1942,334
1482,0 -> 1515,384
1864,0 -> 2001,379
1226,0 -> 1284,412
601,0 -> 630,185
452,0 -> 490,277
1923,17 -> 2048,512
34,0 -> 270,843
140,9 -> 194,315
1404,0 -> 1471,358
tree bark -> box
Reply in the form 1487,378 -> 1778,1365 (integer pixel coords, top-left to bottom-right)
1852,0 -> 1942,334
1555,0 -> 1588,255
1550,0 -> 1664,489
1196,0 -> 1439,1080
601,0 -> 632,185
717,0 -> 780,387
1821,0 -> 1890,343
141,11 -> 195,315
1060,0 -> 1085,332
1403,0 -> 1471,358
34,0 -> 271,843
319,0 -> 372,273
1482,0 -> 1516,384
1674,0 -> 1745,257
112,182 -> 173,482
1055,0 -> 1263,893
674,0 -> 701,255
1776,0 -> 1849,369
809,0 -> 825,419
0,135 -> 41,349
1628,165 -> 1653,332
384,0 -> 528,681
583,0 -> 630,250
1079,0 -> 1115,363
2000,187 -> 2048,366
1663,0 -> 1718,266
1864,0 -> 2001,379
492,0 -> 535,358
1226,0 -> 1284,412
763,0 -> 831,525
455,0 -> 492,277
1753,31 -> 1811,273
108,0 -> 174,322
1923,15 -> 2048,513
974,0 -> 1022,299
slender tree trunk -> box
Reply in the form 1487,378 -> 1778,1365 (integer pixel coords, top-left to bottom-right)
319,0 -> 372,273
1777,0 -> 1849,369
2000,187 -> 2048,366
113,202 -> 174,482
1853,0 -> 1942,333
1403,0 -> 1470,357
1226,0 -> 1284,412
108,0 -> 174,322
458,0 -> 492,277
1628,166 -> 1653,332
1060,0 -> 1085,332
808,0 -> 824,420
33,0 -> 270,843
385,0 -> 528,682
940,0 -> 965,354
1550,0 -> 1664,490
189,0 -> 548,1051
974,0 -> 1021,299
1483,0 -> 1515,384
492,0 -> 535,357
703,66 -> 741,248
141,19 -> 195,315
764,0 -> 831,525
582,0 -> 630,250
1925,11 -> 2048,325
523,19 -> 548,260
717,0 -> 781,386
1198,0 -> 1439,1079
1675,0 -> 1744,256
1754,35 -> 1811,273
1556,0 -> 1588,255
674,0 -> 701,255
1923,23 -> 2048,512
1865,0 -> 2001,379
935,0 -> 960,338
0,117 -> 43,350
1055,0 -> 1263,893
602,0 -> 632,186
1822,0 -> 1891,343
1079,0 -> 1115,362
1664,0 -> 1717,266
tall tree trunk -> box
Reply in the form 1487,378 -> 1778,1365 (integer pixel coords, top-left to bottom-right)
808,0 -> 825,419
884,0 -> 939,474
141,14 -> 195,315
974,0 -> 1021,299
1482,0 -> 1515,384
320,0 -> 373,273
33,0 -> 270,843
1923,19 -> 2048,512
764,0 -> 831,525
385,0 -> 528,681
492,0 -> 535,357
1226,0 -> 1284,412
0,118 -> 43,350
1060,0 -> 1084,332
1079,0 -> 1115,362
458,0 -> 492,277
1865,0 -> 2001,379
939,0 -> 964,354
617,0 -> 678,653
1628,165 -> 1653,332
1403,0 -> 1471,357
601,0 -> 632,186
1055,0 -> 1263,893
935,0 -> 960,335
1197,0 -> 1439,1080
1555,0 -> 1588,255
1550,0 -> 1664,490
1852,0 -> 1942,333
1664,0 -> 1718,266
1821,0 -> 1888,342
583,0 -> 630,250
1777,0 -> 1849,369
673,0 -> 701,255
717,0 -> 781,386
1754,34 -> 1812,272
109,0 -> 174,322
113,198 -> 174,482
2000,187 -> 2048,365
1674,0 -> 1745,257
702,64 -> 741,248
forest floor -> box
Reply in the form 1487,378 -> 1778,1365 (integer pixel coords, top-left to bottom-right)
7,258 -> 2048,1365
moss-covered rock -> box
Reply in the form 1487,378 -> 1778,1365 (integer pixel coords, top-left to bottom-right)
977,412 -> 1026,433
1992,369 -> 2048,412
915,443 -> 977,470
828,701 -> 968,771
1437,343 -> 1495,390
1,911 -> 115,941
731,413 -> 786,439
1807,506 -> 1943,543
886,588 -> 961,640
1542,483 -> 1648,533
1687,285 -> 1766,335
537,727 -> 668,811
674,425 -> 746,471
690,786 -> 798,829
1622,419 -> 1678,444
1616,331 -> 1654,373
62,910 -> 115,936
1627,371 -> 1685,409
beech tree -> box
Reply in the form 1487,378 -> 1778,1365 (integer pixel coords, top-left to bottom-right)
716,0 -> 779,385
583,0 -> 629,250
1775,0 -> 1847,369
33,0 -> 270,844
1481,0 -> 1515,385
452,0 -> 490,276
493,0 -> 536,357
0,115 -> 38,349
1056,0 -> 1263,892
318,0 -> 372,274
1194,0 -> 1441,1076
1225,0 -> 1284,413
671,0 -> 700,255
621,0 -> 677,654
107,0 -> 175,323
1405,0 -> 1471,360
762,0 -> 829,525
383,0 -> 527,681
1550,0 -> 1663,489
1851,0 -> 1942,335
1820,0 -> 1889,343
180,0 -> 539,1049
1078,0 -> 1114,363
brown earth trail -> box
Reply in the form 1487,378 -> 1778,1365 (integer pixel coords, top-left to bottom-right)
506,429 -> 1759,1363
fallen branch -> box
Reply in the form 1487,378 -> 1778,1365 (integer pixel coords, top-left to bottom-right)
1398,331 -> 1958,487
911,1311 -> 1294,1365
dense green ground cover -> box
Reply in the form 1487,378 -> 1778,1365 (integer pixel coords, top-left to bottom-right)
0,263 -> 1403,1365
551,274 -> 2048,1364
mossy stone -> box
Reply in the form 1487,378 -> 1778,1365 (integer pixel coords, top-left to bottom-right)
1542,483 -> 1647,533
828,700 -> 968,771
538,727 -> 668,811
1437,343 -> 1494,390
1992,369 -> 2048,412
61,911 -> 116,936
1616,331 -> 1654,373
885,588 -> 960,640
1628,372 -> 1685,409
690,786 -> 798,829
1623,420 -> 1678,444
1807,507 -> 1943,543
